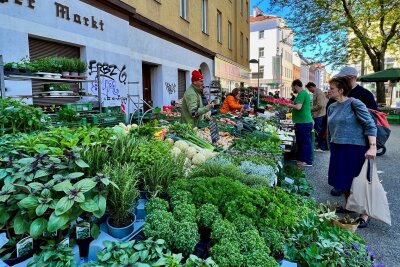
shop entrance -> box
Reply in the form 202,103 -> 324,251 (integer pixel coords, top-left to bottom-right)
142,64 -> 153,111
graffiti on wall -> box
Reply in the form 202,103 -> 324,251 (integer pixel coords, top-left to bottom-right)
165,82 -> 176,95
88,60 -> 128,107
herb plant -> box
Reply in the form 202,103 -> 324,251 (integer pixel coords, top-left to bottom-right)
28,244 -> 76,267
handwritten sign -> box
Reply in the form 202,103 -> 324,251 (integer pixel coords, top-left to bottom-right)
209,119 -> 219,144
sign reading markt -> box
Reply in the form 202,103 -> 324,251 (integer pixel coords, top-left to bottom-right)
0,0 -> 105,31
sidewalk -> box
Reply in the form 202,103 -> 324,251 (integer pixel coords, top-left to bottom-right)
303,125 -> 400,266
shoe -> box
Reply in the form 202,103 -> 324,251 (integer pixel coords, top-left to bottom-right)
297,161 -> 313,167
356,217 -> 370,228
314,148 -> 324,152
335,206 -> 355,214
330,188 -> 343,196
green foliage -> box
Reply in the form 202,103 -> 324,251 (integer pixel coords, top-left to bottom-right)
171,221 -> 199,257
145,197 -> 170,214
131,139 -> 173,171
173,202 -> 197,222
28,244 -> 76,267
0,98 -> 48,134
259,227 -> 286,257
285,213 -> 371,267
210,239 -> 243,267
57,108 -> 78,122
242,250 -> 279,267
279,164 -> 313,197
144,210 -> 175,245
197,204 -> 221,229
211,219 -> 238,243
103,162 -> 140,227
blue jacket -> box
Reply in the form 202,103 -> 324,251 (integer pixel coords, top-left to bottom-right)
348,85 -> 378,110
328,98 -> 376,146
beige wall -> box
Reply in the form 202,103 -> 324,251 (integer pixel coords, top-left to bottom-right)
123,0 -> 250,69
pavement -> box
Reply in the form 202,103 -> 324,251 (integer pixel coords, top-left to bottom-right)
302,124 -> 400,266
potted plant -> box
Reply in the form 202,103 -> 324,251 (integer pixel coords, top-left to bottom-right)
3,62 -> 19,75
0,235 -> 35,266
70,59 -> 79,77
76,59 -> 87,77
60,57 -> 72,77
103,162 -> 140,239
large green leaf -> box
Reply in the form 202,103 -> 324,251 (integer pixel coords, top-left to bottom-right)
34,170 -> 48,179
68,172 -> 85,179
28,182 -> 44,191
55,197 -> 74,216
74,179 -> 96,193
17,158 -> 36,164
74,192 -> 85,203
36,204 -> 49,216
18,196 -> 39,209
14,213 -> 29,235
91,223 -> 100,239
93,194 -> 107,218
53,181 -> 73,192
75,159 -> 89,168
30,218 -> 47,238
0,209 -> 10,224
80,199 -> 98,213
47,212 -> 69,232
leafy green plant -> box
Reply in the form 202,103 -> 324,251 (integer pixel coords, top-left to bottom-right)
197,204 -> 220,229
76,59 -> 87,73
144,210 -> 174,245
0,98 -> 48,134
145,197 -> 170,214
211,219 -> 238,243
57,108 -> 78,122
28,244 -> 76,267
259,227 -> 285,259
171,220 -> 199,257
185,255 -> 217,267
210,239 -> 243,267
103,162 -> 140,228
172,202 -> 197,222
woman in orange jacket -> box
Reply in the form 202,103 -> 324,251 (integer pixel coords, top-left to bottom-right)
220,88 -> 243,114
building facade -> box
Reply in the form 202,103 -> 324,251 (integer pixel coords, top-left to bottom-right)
249,12 -> 294,98
292,51 -> 301,80
0,0 -> 250,113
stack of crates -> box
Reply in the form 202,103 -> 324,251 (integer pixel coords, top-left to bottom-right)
64,103 -> 93,112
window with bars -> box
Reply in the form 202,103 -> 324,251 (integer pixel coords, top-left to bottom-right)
259,47 -> 264,57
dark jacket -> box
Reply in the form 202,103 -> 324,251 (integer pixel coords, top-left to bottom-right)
348,85 -> 378,110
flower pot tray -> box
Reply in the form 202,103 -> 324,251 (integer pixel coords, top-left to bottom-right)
47,91 -> 75,96
330,219 -> 358,233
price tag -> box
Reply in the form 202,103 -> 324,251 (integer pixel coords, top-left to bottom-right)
76,222 -> 90,240
209,119 -> 220,144
16,236 -> 33,258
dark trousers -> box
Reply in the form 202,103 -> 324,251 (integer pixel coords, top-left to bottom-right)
295,123 -> 313,165
314,116 -> 328,150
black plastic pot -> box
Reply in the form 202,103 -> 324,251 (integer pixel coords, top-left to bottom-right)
75,237 -> 94,258
2,247 -> 33,266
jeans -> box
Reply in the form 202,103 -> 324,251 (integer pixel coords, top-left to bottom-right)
314,116 -> 328,150
295,123 -> 313,165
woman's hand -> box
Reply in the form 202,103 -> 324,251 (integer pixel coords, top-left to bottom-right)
365,146 -> 377,159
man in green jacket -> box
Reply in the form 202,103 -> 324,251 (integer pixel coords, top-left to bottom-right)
181,70 -> 214,127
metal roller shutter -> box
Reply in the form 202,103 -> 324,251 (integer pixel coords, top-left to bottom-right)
178,70 -> 186,99
28,37 -> 81,106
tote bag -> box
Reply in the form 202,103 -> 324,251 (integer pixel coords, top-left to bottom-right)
346,159 -> 391,225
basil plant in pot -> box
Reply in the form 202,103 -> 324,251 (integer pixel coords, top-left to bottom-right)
103,162 -> 140,239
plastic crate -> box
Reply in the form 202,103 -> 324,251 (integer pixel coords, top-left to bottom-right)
64,103 -> 93,112
90,114 -> 125,126
387,115 -> 400,124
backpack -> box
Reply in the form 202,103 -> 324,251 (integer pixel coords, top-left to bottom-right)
350,98 -> 391,148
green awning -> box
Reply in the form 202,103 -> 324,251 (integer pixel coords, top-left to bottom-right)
358,68 -> 400,82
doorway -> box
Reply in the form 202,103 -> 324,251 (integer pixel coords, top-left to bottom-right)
142,64 -> 153,111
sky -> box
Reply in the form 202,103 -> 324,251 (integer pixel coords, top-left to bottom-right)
249,0 -> 335,73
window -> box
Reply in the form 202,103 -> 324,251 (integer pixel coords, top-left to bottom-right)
228,21 -> 232,49
240,0 -> 243,15
258,47 -> 264,58
217,10 -> 222,43
180,0 -> 187,20
240,32 -> 243,57
246,37 -> 249,60
259,30 -> 264,39
259,65 -> 264,78
202,0 -> 207,33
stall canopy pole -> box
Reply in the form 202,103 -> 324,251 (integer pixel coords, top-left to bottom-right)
97,67 -> 102,113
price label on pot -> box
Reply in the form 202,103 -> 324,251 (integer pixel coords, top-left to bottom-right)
17,236 -> 33,258
209,119 -> 220,144
59,237 -> 70,248
76,222 -> 90,240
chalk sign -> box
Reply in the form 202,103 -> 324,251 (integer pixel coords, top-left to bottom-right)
209,119 -> 220,144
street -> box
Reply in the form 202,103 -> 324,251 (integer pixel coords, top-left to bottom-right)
304,125 -> 400,266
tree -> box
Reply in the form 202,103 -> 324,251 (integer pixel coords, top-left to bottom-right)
266,0 -> 400,103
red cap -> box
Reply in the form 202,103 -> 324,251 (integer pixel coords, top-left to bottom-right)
191,70 -> 204,82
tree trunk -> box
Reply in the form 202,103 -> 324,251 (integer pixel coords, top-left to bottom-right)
372,52 -> 386,104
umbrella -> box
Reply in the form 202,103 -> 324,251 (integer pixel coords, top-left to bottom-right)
358,68 -> 400,82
